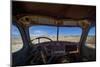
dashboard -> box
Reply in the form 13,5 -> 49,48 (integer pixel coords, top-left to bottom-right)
33,41 -> 79,56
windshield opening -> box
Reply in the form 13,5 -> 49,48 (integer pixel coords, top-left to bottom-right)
29,25 -> 82,44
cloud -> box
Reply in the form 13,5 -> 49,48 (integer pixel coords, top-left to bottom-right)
30,30 -> 48,37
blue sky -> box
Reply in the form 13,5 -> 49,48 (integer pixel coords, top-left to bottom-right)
29,26 -> 95,36
29,26 -> 82,36
12,25 -> 95,37
12,25 -> 20,37
88,27 -> 96,36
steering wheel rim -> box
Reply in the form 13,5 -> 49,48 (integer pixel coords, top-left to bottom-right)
31,37 -> 53,44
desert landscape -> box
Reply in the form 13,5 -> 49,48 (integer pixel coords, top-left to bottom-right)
11,35 -> 95,53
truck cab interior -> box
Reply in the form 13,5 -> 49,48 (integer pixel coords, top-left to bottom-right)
11,1 -> 96,66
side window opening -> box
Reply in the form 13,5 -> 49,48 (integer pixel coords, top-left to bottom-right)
85,27 -> 96,49
11,25 -> 23,53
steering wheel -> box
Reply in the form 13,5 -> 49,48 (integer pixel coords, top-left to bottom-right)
29,37 -> 53,64
29,37 -> 70,64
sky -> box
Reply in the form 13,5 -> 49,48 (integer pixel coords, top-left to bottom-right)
12,25 -> 20,37
12,25 -> 95,37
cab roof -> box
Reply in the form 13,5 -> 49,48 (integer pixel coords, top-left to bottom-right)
12,1 -> 96,27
